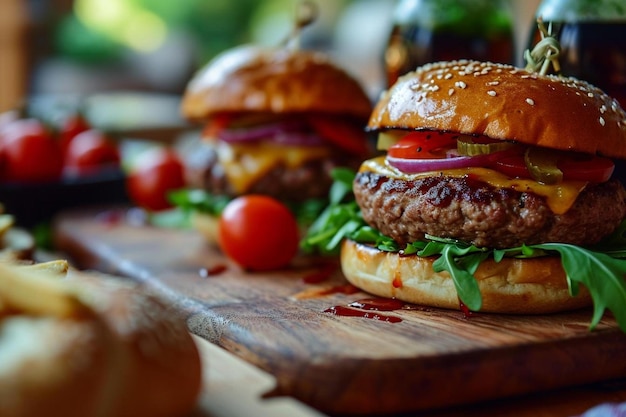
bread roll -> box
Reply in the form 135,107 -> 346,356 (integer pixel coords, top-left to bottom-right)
0,263 -> 202,417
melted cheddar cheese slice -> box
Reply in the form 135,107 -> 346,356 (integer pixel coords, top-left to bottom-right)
360,156 -> 588,215
213,140 -> 332,194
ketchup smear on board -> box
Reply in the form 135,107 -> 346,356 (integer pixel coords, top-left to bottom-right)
324,297 -> 406,323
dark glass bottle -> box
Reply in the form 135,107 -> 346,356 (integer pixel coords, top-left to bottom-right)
384,0 -> 515,87
527,0 -> 626,106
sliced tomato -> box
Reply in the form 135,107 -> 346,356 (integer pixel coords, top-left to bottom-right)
202,114 -> 232,138
558,153 -> 614,182
387,131 -> 457,159
492,154 -> 531,178
307,115 -> 370,157
492,149 -> 614,183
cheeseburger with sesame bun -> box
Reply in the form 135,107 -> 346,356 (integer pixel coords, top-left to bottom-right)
175,43 -> 373,240
304,55 -> 626,330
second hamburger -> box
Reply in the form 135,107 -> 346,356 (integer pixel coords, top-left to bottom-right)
176,45 -> 373,238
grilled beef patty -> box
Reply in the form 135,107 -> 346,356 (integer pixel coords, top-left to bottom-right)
354,170 -> 626,248
186,144 -> 359,202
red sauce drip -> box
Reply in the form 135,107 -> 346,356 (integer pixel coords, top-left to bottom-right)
459,300 -> 474,319
324,306 -> 403,323
199,264 -> 228,277
302,263 -> 337,284
392,276 -> 403,288
349,298 -> 405,311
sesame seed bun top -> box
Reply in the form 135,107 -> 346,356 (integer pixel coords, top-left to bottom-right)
368,60 -> 626,159
181,44 -> 372,122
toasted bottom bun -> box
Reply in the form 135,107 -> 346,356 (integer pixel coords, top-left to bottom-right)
0,266 -> 202,417
340,240 -> 592,314
191,211 -> 220,244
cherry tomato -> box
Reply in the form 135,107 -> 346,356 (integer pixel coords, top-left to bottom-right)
0,118 -> 63,183
59,112 -> 90,156
64,129 -> 120,176
126,147 -> 186,211
308,115 -> 370,157
218,195 -> 299,271
387,131 -> 457,159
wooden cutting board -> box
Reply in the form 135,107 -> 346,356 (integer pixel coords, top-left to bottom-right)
52,206 -> 626,416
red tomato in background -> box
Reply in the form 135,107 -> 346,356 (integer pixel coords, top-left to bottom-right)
0,118 -> 63,183
126,147 -> 186,211
59,113 -> 90,156
218,195 -> 299,271
64,129 -> 120,176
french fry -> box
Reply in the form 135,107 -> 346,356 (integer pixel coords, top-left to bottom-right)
21,260 -> 70,277
0,262 -> 87,318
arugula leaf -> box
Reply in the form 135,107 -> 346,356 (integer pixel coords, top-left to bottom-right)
301,168 -> 626,332
532,243 -> 626,332
168,189 -> 230,216
432,245 -> 483,311
301,169 -> 362,254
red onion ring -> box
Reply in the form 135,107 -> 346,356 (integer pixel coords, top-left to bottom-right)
387,149 -> 512,173
217,120 -> 325,146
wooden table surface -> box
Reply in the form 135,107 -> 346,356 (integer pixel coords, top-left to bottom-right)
53,207 -> 626,417
190,333 -> 626,417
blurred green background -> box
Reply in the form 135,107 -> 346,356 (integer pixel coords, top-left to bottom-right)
27,0 -> 385,97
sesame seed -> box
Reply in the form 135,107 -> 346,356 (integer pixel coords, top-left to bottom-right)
487,90 -> 497,96
455,81 -> 467,89
487,81 -> 500,86
448,88 -> 455,96
600,116 -> 606,126
587,92 -> 594,98
444,73 -> 453,80
431,85 -> 440,92
526,98 -> 535,105
600,105 -> 607,114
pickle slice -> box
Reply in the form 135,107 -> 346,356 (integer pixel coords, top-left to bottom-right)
524,147 -> 563,184
457,135 -> 514,156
